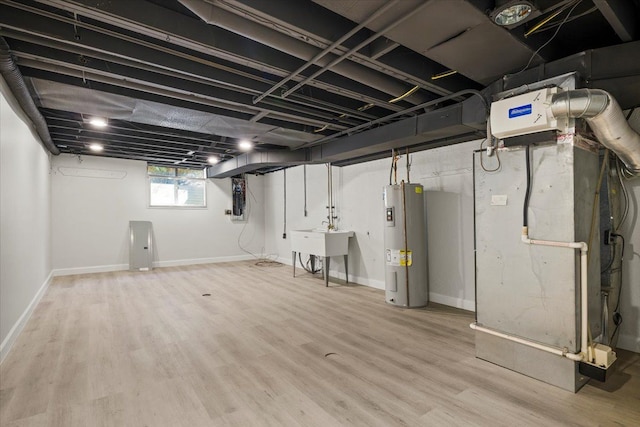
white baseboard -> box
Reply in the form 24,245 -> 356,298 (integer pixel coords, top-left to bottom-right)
279,256 -> 476,309
52,255 -> 258,276
154,255 -> 255,268
1,271 -> 53,364
617,333 -> 640,353
429,292 -> 475,311
52,264 -> 129,276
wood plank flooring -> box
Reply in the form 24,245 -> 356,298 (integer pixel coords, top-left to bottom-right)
1,261 -> 638,426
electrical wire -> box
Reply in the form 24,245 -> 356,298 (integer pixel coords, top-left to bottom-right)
615,157 -> 630,232
611,243 -> 624,343
523,146 -> 532,228
479,138 -> 501,172
526,6 -> 597,35
236,175 -> 279,263
511,0 -> 582,76
389,149 -> 394,185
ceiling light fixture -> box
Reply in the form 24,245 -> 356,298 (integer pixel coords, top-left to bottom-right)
88,117 -> 108,128
89,143 -> 104,152
491,1 -> 534,27
207,155 -> 219,164
238,140 -> 253,151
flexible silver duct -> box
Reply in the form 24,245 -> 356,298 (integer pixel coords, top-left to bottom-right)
0,37 -> 59,155
550,89 -> 640,174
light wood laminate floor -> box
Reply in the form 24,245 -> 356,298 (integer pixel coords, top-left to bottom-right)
1,261 -> 638,426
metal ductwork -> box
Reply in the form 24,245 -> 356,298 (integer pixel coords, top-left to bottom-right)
550,89 -> 640,174
177,0 -> 430,105
0,37 -> 59,155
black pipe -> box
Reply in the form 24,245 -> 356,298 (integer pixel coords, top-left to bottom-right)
523,145 -> 532,227
0,37 -> 59,155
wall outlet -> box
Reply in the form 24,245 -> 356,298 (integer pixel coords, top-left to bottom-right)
282,233 -> 287,239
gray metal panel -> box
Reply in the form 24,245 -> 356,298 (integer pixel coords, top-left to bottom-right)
474,143 -> 600,350
383,184 -> 428,307
474,140 -> 601,391
476,331 -> 589,392
129,221 -> 153,271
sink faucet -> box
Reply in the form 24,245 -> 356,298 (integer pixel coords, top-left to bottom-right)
321,221 -> 336,231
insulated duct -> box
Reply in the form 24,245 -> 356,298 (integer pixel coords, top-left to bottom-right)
0,37 -> 59,155
550,89 -> 640,174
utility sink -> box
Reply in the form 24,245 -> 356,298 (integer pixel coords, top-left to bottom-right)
290,229 -> 354,286
290,229 -> 354,257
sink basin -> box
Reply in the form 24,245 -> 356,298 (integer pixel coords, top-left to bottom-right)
290,229 -> 354,257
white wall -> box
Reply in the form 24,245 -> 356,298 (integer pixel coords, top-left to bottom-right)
51,155 -> 265,273
263,142 -> 640,352
0,77 -> 52,360
264,141 -> 477,310
619,180 -> 640,351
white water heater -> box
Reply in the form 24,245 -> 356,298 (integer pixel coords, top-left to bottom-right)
383,183 -> 428,308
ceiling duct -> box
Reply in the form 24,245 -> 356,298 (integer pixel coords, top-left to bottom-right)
550,89 -> 640,174
177,0 -> 429,104
0,37 -> 59,154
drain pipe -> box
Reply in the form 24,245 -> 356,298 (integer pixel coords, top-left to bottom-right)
550,89 -> 640,175
326,163 -> 335,231
0,37 -> 59,155
520,232 -> 589,360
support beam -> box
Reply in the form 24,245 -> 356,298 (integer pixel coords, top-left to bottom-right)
368,38 -> 400,60
593,0 -> 637,42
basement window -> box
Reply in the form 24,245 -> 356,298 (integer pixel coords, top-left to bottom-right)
148,165 -> 206,207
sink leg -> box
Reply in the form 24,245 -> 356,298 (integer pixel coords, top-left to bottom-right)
292,251 -> 296,277
324,257 -> 330,287
344,255 -> 348,283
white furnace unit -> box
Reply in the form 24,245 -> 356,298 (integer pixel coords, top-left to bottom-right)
383,183 -> 428,308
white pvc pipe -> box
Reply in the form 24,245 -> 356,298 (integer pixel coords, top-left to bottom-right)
521,226 -> 589,360
470,323 -> 583,361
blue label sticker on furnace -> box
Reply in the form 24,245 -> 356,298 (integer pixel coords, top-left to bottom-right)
509,104 -> 532,118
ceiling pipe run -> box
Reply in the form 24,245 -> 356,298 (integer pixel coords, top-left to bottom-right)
0,37 -> 59,154
550,89 -> 640,174
177,0 -> 429,105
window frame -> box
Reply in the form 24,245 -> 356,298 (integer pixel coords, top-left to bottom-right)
147,165 -> 207,209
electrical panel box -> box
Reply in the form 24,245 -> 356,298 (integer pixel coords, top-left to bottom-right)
490,87 -> 568,139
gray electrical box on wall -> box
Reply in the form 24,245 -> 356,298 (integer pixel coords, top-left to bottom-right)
129,221 -> 153,271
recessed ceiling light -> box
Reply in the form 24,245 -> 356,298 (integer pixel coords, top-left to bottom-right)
207,156 -> 219,164
238,140 -> 253,151
88,117 -> 108,128
492,1 -> 533,26
89,143 -> 104,152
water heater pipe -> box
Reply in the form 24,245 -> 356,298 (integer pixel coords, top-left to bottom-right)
327,163 -> 335,230
550,89 -> 640,175
400,180 -> 410,308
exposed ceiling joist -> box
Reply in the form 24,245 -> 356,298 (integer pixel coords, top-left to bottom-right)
593,0 -> 638,42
